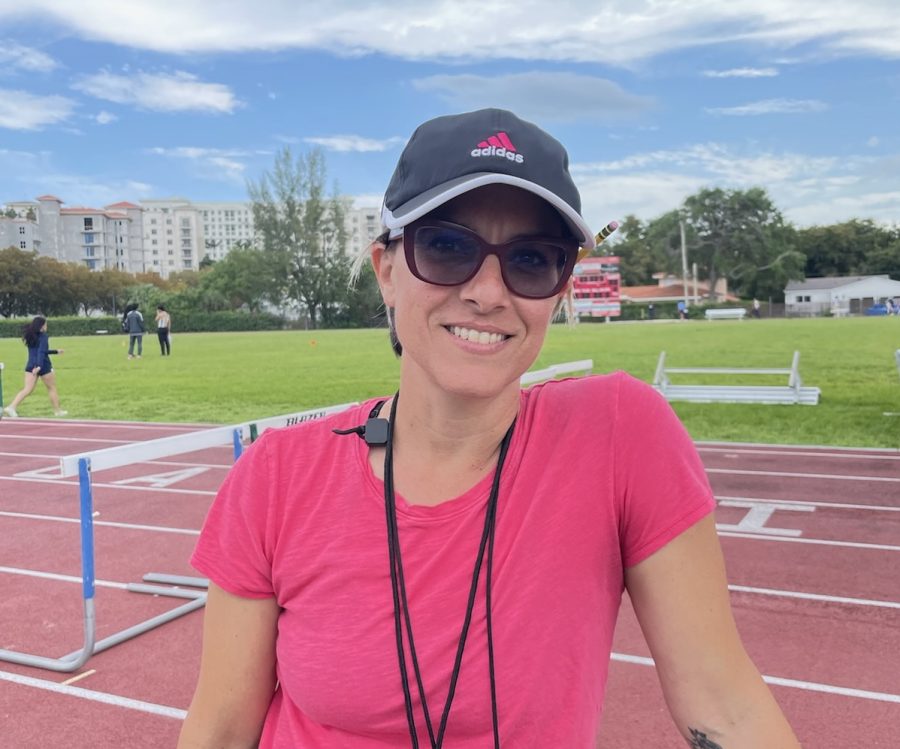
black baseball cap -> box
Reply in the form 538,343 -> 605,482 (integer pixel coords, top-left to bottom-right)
382,108 -> 595,251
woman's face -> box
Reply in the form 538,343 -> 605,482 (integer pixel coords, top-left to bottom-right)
40,321 -> 47,332
373,184 -> 571,400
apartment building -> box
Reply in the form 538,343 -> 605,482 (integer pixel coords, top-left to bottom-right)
1,195 -> 382,277
195,201 -> 255,260
140,198 -> 202,276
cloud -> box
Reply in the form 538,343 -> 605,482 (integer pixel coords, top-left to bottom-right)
95,110 -> 117,125
702,67 -> 779,78
6,2 -> 900,63
866,136 -> 880,147
0,42 -> 58,73
412,72 -> 653,123
149,146 -> 269,183
303,135 -> 405,152
0,88 -> 75,130
72,70 -> 240,114
0,149 -> 154,205
570,142 -> 899,227
705,98 -> 829,116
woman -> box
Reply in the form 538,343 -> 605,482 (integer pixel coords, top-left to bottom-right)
179,109 -> 799,748
155,304 -> 172,356
3,316 -> 67,418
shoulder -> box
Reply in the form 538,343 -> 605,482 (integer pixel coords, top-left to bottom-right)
523,370 -> 657,411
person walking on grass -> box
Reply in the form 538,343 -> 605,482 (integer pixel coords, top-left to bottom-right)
2,316 -> 67,418
123,303 -> 145,359
179,108 -> 800,749
155,304 -> 172,356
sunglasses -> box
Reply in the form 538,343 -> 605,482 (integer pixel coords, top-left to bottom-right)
398,219 -> 580,300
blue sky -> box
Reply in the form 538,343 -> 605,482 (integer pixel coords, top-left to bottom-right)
1,1 -> 898,232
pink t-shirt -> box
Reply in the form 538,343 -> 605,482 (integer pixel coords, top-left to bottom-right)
192,372 -> 715,747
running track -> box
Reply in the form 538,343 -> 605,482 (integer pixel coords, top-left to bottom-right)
0,417 -> 898,747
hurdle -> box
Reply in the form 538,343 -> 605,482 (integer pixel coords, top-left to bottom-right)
0,403 -> 356,672
0,362 -> 4,417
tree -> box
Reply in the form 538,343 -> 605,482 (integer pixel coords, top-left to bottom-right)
0,248 -> 46,317
248,147 -> 350,328
794,219 -> 899,280
4,207 -> 16,218
199,241 -> 280,313
681,187 -> 804,300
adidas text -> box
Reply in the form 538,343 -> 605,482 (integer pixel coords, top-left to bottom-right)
471,146 -> 524,163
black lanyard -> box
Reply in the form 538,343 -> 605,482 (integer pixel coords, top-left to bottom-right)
383,393 -> 514,748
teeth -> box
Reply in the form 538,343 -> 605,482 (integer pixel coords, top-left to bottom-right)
450,326 -> 505,345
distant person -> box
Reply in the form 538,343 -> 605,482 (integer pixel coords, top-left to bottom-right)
677,299 -> 687,320
647,302 -> 656,320
155,304 -> 172,356
752,298 -> 761,319
123,303 -> 145,359
2,316 -> 67,418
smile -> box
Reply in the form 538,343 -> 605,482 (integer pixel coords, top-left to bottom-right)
447,326 -> 509,345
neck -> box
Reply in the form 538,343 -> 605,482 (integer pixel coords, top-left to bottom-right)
370,372 -> 520,506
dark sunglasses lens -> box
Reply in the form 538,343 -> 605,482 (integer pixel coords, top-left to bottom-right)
413,225 -> 481,284
503,242 -> 571,297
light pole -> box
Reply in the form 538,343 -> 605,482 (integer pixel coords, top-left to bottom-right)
679,219 -> 689,308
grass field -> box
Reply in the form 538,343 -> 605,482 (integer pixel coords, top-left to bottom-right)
1,317 -> 897,448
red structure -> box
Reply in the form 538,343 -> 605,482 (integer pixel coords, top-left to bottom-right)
572,255 -> 621,318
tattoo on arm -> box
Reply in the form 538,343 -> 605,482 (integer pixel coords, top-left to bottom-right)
687,728 -> 723,749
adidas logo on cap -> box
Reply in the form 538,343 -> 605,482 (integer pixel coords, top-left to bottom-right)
471,131 -> 524,163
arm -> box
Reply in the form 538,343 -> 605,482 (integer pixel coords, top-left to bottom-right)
624,515 -> 800,749
177,583 -> 280,748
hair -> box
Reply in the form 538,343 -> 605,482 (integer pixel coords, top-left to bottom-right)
22,316 -> 46,348
122,302 -> 137,322
157,304 -> 167,312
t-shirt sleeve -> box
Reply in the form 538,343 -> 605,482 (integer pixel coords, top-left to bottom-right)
613,373 -> 716,568
191,433 -> 276,599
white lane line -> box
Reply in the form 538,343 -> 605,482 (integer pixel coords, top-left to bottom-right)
0,512 -> 200,536
707,468 -> 900,482
0,670 -> 187,719
0,453 -> 231,470
610,653 -> 900,703
0,566 -> 132,588
0,452 -> 68,459
718,531 -> 900,552
8,563 -> 896,611
0,417 -> 209,430
729,585 -> 900,610
0,476 -> 216,495
716,495 -> 900,513
700,447 -> 900,461
697,441 -> 900,455
0,435 -> 135,445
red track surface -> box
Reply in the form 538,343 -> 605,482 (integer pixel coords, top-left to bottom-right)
1,418 -> 898,747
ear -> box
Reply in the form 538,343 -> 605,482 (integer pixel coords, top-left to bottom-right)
371,240 -> 398,308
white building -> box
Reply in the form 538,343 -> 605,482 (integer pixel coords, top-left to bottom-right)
195,200 -> 382,262
195,201 -> 255,260
2,194 -> 382,277
140,198 -> 203,276
0,216 -> 40,252
784,275 -> 900,316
